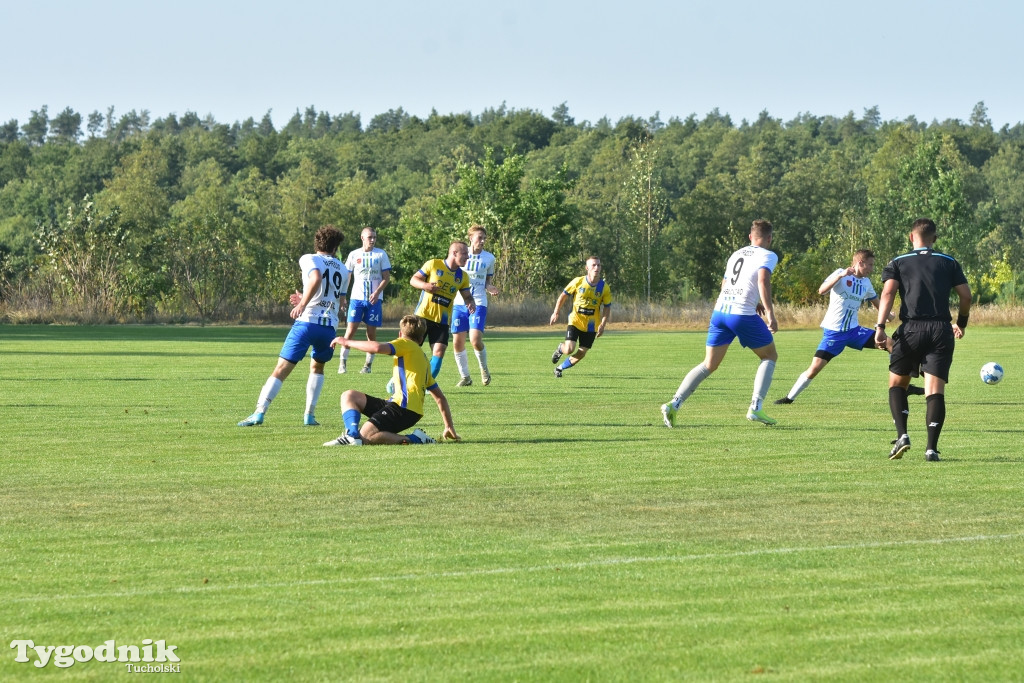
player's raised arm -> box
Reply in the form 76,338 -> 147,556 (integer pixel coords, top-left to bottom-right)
331,337 -> 394,355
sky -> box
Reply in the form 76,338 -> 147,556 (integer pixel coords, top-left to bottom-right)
4,0 -> 1023,132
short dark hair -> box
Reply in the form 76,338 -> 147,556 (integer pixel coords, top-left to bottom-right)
750,219 -> 773,238
853,248 -> 874,262
911,218 -> 937,239
314,225 -> 344,254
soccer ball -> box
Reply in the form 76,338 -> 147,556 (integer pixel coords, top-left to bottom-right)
980,362 -> 1004,385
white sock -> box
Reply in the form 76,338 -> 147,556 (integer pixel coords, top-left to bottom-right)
671,364 -> 710,409
305,372 -> 324,415
454,350 -> 470,378
364,352 -> 374,367
341,347 -> 350,361
750,360 -> 776,412
475,346 -> 488,371
256,377 -> 283,413
788,372 -> 812,400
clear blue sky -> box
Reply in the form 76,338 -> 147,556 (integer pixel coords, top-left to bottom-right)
4,0 -> 1021,130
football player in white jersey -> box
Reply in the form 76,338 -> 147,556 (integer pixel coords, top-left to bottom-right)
774,249 -> 911,404
338,227 -> 392,374
238,225 -> 350,427
451,225 -> 499,386
661,220 -> 780,427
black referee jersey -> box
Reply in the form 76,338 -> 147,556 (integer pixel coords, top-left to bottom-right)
880,247 -> 968,321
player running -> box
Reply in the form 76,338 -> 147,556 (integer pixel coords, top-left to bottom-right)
549,256 -> 612,377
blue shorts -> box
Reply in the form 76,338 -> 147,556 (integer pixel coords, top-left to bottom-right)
279,321 -> 336,365
816,327 -> 874,357
450,305 -> 488,334
347,299 -> 383,326
706,310 -> 773,349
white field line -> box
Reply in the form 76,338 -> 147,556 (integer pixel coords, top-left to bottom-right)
9,532 -> 1022,604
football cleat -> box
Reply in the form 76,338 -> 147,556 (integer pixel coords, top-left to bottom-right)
907,384 -> 925,396
551,347 -> 563,364
773,397 -> 794,404
385,379 -> 395,395
456,376 -> 473,387
303,414 -> 320,426
323,434 -> 362,447
409,428 -> 436,444
360,364 -> 372,374
889,434 -> 911,460
553,367 -> 562,378
481,369 -> 491,386
661,403 -> 677,428
925,449 -> 941,462
237,412 -> 264,427
338,359 -> 347,374
746,409 -> 777,425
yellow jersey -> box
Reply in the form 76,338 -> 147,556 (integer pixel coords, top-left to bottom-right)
564,276 -> 612,332
387,337 -> 437,415
414,259 -> 467,326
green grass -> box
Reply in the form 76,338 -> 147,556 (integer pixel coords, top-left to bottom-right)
2,324 -> 1023,681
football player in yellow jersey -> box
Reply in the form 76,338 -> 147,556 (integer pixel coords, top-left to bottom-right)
410,241 -> 475,379
323,315 -> 460,446
549,256 -> 612,377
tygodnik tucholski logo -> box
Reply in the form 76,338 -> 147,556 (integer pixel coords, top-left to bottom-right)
10,639 -> 181,672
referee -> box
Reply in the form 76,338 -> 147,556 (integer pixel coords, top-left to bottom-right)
873,218 -> 972,462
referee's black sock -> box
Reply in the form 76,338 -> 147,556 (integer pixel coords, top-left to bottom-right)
925,393 -> 945,452
889,387 -> 910,437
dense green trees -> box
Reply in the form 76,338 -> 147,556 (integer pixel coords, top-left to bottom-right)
1,102 -> 1020,321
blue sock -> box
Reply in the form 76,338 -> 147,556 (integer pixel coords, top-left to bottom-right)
430,355 -> 443,377
559,358 -> 573,371
406,432 -> 423,444
343,409 -> 361,438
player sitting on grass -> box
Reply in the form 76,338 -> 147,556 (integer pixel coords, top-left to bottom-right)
323,315 -> 460,446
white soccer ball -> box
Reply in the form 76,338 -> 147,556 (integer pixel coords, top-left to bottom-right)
980,362 -> 1004,385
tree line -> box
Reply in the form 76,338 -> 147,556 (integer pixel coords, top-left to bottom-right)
2,101 -> 1023,322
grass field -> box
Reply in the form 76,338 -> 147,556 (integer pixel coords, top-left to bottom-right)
2,324 -> 1023,681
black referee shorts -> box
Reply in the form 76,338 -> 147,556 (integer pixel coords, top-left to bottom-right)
889,320 -> 955,382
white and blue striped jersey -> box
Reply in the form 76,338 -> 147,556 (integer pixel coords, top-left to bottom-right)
454,249 -> 496,307
295,253 -> 349,327
820,268 -> 877,332
345,247 -> 391,302
713,245 -> 778,316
